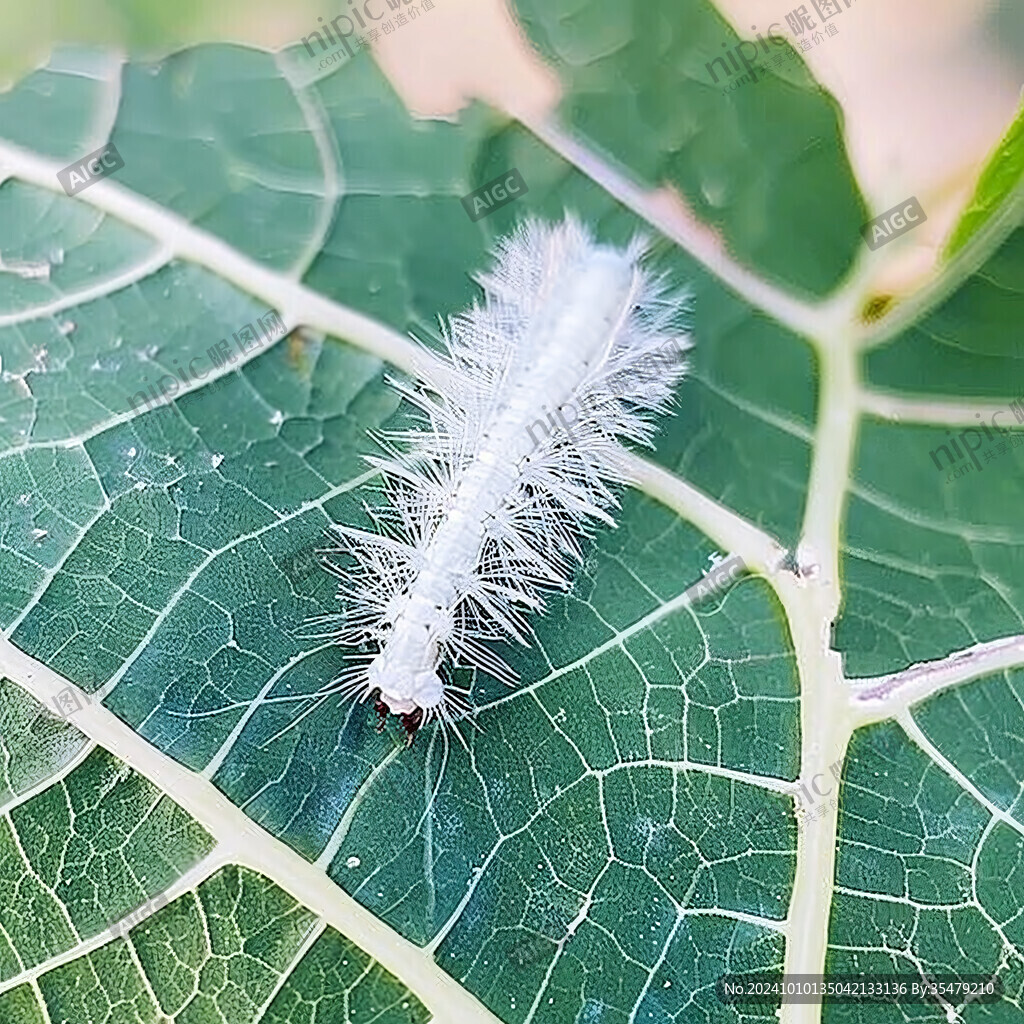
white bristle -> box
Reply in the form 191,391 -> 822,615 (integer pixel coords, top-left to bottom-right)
320,214 -> 693,740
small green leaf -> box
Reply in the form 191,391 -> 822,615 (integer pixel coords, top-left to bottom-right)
945,98 -> 1024,258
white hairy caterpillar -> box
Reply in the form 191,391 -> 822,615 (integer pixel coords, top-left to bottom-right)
318,215 -> 692,744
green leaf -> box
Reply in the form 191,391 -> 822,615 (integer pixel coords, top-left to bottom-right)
944,99 -> 1024,258
0,684 -> 427,1023
1,4 -> 1023,1023
514,0 -> 868,296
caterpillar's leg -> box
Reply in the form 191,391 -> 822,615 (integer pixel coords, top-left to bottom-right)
373,692 -> 389,733
398,707 -> 424,746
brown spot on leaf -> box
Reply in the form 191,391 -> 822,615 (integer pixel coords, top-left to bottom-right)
860,295 -> 894,323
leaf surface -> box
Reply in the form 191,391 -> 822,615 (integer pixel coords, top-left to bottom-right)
1,6 -> 1023,1023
